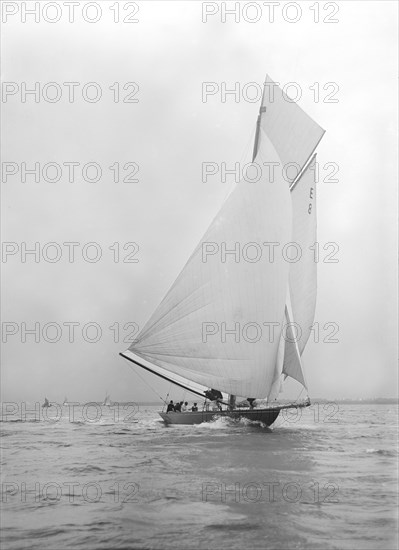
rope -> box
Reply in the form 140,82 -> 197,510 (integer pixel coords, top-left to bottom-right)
125,362 -> 168,405
221,123 -> 256,204
293,386 -> 310,405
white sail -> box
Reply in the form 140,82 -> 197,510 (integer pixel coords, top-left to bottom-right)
103,394 -> 111,406
122,75 -> 324,404
269,295 -> 307,398
125,135 -> 292,398
258,75 -> 325,182
281,305 -> 307,388
277,157 -> 317,390
289,156 -> 317,355
267,323 -> 286,402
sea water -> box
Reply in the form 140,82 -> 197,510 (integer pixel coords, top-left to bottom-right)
1,403 -> 397,550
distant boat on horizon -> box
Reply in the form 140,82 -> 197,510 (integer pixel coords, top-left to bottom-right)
63,397 -> 68,406
102,393 -> 111,407
120,74 -> 324,427
42,397 -> 51,408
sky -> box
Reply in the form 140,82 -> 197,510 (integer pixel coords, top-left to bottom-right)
1,0 -> 398,403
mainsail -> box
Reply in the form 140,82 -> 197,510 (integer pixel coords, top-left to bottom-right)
122,75 -> 324,401
123,132 -> 291,398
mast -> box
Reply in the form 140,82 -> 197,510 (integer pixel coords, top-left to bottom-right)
251,80 -> 267,161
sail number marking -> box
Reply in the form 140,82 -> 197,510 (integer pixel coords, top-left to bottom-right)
308,187 -> 314,214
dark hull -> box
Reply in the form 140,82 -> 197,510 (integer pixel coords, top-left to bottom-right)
159,401 -> 311,426
159,407 -> 281,426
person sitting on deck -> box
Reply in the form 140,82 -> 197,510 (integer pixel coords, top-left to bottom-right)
191,403 -> 198,412
166,400 -> 175,413
181,401 -> 188,412
247,398 -> 256,409
174,401 -> 182,412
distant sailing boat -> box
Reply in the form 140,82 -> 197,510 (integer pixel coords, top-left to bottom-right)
63,397 -> 68,406
102,393 -> 111,407
42,397 -> 50,408
120,75 -> 325,426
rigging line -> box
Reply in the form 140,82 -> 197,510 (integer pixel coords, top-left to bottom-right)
164,391 -> 170,412
255,126 -> 320,193
240,123 -> 256,167
289,149 -> 320,192
294,386 -> 305,404
120,352 -> 208,401
221,123 -> 256,204
124,359 -> 167,405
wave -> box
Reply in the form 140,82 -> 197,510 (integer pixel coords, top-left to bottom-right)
274,420 -> 322,431
0,419 -> 41,423
192,417 -> 232,430
191,416 -> 272,431
366,448 -> 397,457
63,465 -> 106,474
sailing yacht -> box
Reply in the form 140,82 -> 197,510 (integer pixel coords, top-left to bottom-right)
102,393 -> 111,407
120,75 -> 325,426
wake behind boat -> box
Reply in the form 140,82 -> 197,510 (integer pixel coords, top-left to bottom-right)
120,74 -> 325,427
159,400 -> 310,426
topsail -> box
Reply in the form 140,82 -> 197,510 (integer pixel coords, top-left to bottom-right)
255,75 -> 325,181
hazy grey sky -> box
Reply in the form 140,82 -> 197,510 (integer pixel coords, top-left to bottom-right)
1,1 -> 397,403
